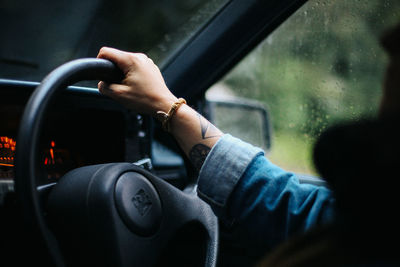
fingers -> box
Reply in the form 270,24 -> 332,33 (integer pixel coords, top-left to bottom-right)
97,81 -> 109,95
97,47 -> 149,97
97,47 -> 151,74
97,47 -> 131,74
98,81 -> 128,99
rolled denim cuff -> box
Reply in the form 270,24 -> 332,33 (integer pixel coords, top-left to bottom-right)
197,134 -> 264,208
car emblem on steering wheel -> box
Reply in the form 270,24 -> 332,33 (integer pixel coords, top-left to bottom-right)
132,188 -> 153,216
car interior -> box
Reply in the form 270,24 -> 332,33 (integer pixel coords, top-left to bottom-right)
1,0 -> 399,266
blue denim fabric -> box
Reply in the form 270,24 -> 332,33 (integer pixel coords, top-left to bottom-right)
197,134 -> 336,255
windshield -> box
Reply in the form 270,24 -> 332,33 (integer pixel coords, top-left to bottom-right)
0,0 -> 227,82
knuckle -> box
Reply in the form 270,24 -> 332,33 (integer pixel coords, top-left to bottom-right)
134,53 -> 149,62
127,53 -> 140,65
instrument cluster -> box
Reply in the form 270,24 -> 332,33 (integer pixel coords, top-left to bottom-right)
0,106 -> 127,185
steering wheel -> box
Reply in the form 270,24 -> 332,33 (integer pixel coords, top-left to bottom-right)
15,59 -> 218,266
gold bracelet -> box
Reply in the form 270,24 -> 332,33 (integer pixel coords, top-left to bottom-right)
156,98 -> 186,132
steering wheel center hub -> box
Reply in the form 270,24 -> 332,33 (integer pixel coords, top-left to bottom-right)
115,172 -> 162,236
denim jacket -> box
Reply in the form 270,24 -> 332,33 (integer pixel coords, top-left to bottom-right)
197,134 -> 336,257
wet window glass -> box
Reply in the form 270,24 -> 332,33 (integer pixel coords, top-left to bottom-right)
207,0 -> 400,175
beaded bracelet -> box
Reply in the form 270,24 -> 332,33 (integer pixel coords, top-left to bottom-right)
156,98 -> 186,132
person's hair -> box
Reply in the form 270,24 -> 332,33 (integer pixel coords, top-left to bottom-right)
381,22 -> 400,55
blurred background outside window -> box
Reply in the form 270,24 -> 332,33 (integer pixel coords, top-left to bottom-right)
207,0 -> 400,175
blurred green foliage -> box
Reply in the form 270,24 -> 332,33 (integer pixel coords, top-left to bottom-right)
219,0 -> 400,174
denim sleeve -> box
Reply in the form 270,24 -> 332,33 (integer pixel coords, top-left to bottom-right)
197,134 -> 336,253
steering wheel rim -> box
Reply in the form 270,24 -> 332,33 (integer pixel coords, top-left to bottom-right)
15,58 -> 218,266
15,59 -> 123,265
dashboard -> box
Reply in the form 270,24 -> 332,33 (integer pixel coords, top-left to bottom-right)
0,80 -> 153,203
0,136 -> 16,179
0,107 -> 127,183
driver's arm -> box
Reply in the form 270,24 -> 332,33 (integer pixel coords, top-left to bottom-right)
97,47 -> 222,170
97,47 -> 336,258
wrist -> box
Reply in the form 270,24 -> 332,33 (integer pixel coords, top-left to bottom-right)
169,103 -> 195,132
153,95 -> 178,117
169,104 -> 223,166
155,98 -> 186,132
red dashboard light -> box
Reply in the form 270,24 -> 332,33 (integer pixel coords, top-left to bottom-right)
50,148 -> 55,164
0,136 -> 16,166
44,140 -> 58,166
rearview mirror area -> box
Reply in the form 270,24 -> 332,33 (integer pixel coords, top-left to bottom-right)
206,98 -> 272,152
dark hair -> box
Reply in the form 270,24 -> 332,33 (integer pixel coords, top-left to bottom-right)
381,22 -> 400,55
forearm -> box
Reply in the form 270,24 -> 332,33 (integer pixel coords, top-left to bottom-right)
168,103 -> 223,171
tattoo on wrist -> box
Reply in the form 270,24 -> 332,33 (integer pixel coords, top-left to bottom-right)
197,113 -> 222,140
189,144 -> 211,171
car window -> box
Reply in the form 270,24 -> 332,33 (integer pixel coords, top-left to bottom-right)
0,0 -> 227,82
207,0 -> 400,175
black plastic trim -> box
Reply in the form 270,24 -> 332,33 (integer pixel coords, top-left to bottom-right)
0,78 -> 103,97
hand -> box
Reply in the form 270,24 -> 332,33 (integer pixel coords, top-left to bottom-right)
97,47 -> 178,116
97,47 -> 222,169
